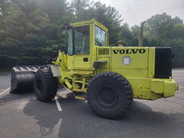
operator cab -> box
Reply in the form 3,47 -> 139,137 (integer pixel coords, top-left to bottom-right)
66,20 -> 108,70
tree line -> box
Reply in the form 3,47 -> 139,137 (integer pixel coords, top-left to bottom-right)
0,0 -> 184,68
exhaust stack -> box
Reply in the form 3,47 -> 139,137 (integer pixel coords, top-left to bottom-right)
139,21 -> 146,47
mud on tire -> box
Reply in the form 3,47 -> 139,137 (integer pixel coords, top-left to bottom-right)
87,72 -> 133,119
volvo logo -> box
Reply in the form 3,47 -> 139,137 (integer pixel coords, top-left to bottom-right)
113,49 -> 146,54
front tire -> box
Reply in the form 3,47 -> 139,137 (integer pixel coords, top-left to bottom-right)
34,67 -> 58,102
87,72 -> 133,119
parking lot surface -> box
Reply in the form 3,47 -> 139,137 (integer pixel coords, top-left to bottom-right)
0,69 -> 184,138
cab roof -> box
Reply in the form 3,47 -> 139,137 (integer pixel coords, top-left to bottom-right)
70,20 -> 108,32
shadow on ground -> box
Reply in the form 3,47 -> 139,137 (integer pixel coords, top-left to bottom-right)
0,90 -> 34,105
23,94 -> 184,138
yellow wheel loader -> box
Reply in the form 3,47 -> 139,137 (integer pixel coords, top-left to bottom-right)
10,20 -> 178,119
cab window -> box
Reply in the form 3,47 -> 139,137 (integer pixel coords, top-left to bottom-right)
68,25 -> 90,55
68,29 -> 73,55
95,26 -> 106,46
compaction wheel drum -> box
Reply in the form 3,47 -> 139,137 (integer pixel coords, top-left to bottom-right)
10,66 -> 41,93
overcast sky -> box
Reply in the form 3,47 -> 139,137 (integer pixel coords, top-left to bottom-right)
95,0 -> 184,27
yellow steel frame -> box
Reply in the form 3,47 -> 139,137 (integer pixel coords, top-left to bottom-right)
53,20 -> 177,100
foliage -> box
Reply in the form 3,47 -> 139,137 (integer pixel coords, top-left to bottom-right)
0,1 -> 184,68
143,13 -> 184,67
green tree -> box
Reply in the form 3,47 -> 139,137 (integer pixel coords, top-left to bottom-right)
1,0 -> 184,68
144,13 -> 184,67
70,0 -> 91,21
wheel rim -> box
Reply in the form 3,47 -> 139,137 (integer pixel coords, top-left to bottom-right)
36,79 -> 43,95
97,86 -> 118,107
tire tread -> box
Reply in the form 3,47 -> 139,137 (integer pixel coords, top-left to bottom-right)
87,72 -> 133,119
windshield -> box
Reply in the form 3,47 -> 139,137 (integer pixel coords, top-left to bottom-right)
68,29 -> 73,55
68,26 -> 89,55
95,26 -> 106,46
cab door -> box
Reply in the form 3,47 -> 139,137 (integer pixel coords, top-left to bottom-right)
67,25 -> 92,70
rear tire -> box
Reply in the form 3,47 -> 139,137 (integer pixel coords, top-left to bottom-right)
34,67 -> 58,102
87,72 -> 133,119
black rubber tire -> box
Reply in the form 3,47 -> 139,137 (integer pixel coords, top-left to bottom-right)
87,72 -> 133,119
34,67 -> 58,102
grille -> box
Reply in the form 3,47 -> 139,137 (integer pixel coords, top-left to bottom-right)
98,48 -> 109,55
154,47 -> 172,79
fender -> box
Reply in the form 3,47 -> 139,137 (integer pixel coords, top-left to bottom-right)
49,64 -> 61,77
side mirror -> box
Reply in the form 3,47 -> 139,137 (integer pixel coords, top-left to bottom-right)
62,23 -> 72,34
